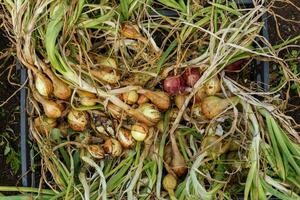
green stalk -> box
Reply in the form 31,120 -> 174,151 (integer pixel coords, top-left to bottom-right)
156,40 -> 177,74
0,187 -> 55,195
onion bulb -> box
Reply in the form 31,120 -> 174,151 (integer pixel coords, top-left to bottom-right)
157,120 -> 164,134
67,109 -> 89,132
34,116 -> 57,136
163,173 -> 177,200
107,103 -> 123,119
175,95 -> 186,109
163,75 -> 185,95
116,128 -> 135,148
138,103 -> 161,123
77,90 -> 97,106
87,145 -> 105,159
131,123 -> 148,141
163,143 -> 172,165
122,91 -> 139,105
103,138 -> 123,157
35,73 -> 53,97
183,68 -> 201,87
171,132 -> 187,177
201,135 -> 231,159
32,90 -> 62,119
96,56 -> 117,69
205,76 -> 221,96
137,94 -> 149,105
201,96 -> 238,119
139,90 -> 170,110
91,68 -> 120,84
195,87 -> 207,103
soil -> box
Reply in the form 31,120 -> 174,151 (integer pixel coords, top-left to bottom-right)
0,30 -> 21,186
267,0 -> 300,125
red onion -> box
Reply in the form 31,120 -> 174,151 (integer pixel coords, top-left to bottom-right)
225,59 -> 246,72
163,76 -> 185,95
183,68 -> 200,87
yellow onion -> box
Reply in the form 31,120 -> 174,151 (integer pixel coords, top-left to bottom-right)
157,120 -> 164,134
116,128 -> 135,148
163,173 -> 177,192
107,103 -> 123,119
96,56 -> 117,69
77,90 -> 98,106
175,95 -> 186,109
205,76 -> 221,96
163,173 -> 177,200
140,90 -> 170,110
121,23 -> 145,41
201,96 -> 238,119
171,131 -> 187,177
163,143 -> 172,165
131,123 -> 148,141
32,90 -> 62,118
34,116 -> 57,136
138,103 -> 161,123
103,138 -> 123,157
201,135 -> 231,159
195,87 -> 207,103
137,94 -> 149,105
91,68 -> 120,84
87,145 -> 105,159
122,91 -> 139,105
35,73 -> 53,97
67,109 -> 89,132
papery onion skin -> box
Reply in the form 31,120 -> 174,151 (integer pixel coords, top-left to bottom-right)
137,94 -> 149,105
35,73 -> 53,97
131,123 -> 148,141
34,116 -> 57,136
122,91 -> 139,105
183,68 -> 201,87
77,90 -> 97,106
201,96 -> 238,119
103,138 -> 123,157
138,103 -> 161,123
117,128 -> 135,148
43,100 -> 62,119
141,90 -> 170,110
87,145 -> 105,159
205,76 -> 221,96
67,110 -> 89,132
163,76 -> 185,95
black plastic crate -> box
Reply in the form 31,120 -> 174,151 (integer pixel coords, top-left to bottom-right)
18,0 -> 271,195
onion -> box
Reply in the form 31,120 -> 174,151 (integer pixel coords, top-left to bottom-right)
205,76 -> 221,96
121,23 -> 142,39
103,138 -> 123,157
225,59 -> 246,72
183,68 -> 201,87
67,109 -> 89,132
201,135 -> 231,159
175,95 -> 186,109
34,116 -> 57,136
195,87 -> 207,103
163,143 -> 172,165
116,128 -> 135,148
77,90 -> 98,106
87,145 -> 105,159
137,94 -> 149,105
48,73 -> 71,100
201,96 -> 238,119
107,103 -> 123,119
58,122 -> 69,137
139,90 -> 170,110
96,56 -> 117,69
138,103 -> 161,123
91,68 -> 120,84
122,91 -> 139,105
157,120 -> 164,134
32,90 -> 62,118
163,75 -> 185,95
171,131 -> 187,177
35,73 -> 53,97
163,173 -> 177,200
131,123 -> 148,141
